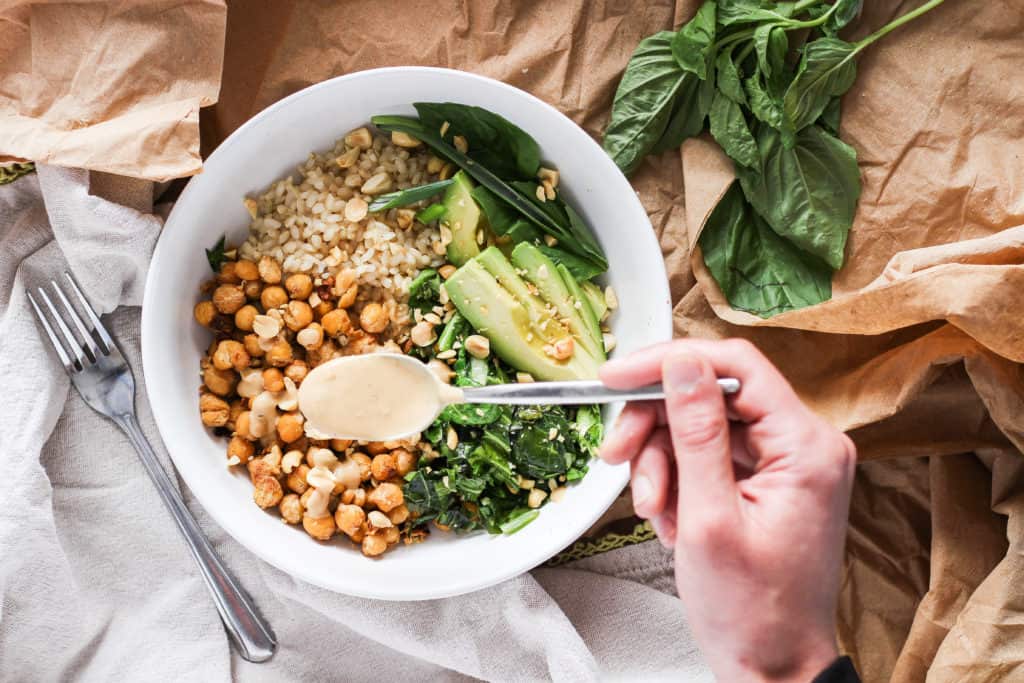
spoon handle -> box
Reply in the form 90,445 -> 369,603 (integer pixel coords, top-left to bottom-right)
461,378 -> 740,406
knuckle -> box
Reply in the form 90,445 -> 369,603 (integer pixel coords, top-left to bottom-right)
673,410 -> 726,450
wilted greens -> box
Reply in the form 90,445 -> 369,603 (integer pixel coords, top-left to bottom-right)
603,0 -> 946,316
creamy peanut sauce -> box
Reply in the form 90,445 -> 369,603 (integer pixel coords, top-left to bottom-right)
298,354 -> 463,441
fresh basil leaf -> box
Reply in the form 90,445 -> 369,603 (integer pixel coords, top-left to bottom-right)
699,182 -> 832,317
782,37 -> 858,136
716,49 -> 748,105
671,0 -> 717,78
413,102 -> 541,180
744,73 -> 784,129
536,244 -> 605,282
754,24 -> 789,82
602,32 -> 689,176
205,235 -> 227,273
709,91 -> 760,168
507,180 -> 606,272
823,0 -> 862,36
650,70 -> 715,154
717,0 -> 795,26
736,124 -> 860,269
368,178 -> 454,212
818,96 -> 841,136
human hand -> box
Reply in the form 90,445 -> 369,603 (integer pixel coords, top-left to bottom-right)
599,339 -> 856,683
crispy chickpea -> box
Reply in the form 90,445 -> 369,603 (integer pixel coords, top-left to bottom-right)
277,412 -> 304,443
285,361 -> 308,384
212,285 -> 246,314
393,448 -> 417,477
213,340 -> 250,371
303,513 -> 336,541
203,366 -> 238,397
243,334 -> 265,358
217,261 -> 240,284
243,280 -> 262,300
199,393 -> 230,427
283,300 -> 313,331
258,256 -> 282,284
279,494 -> 303,524
370,452 -> 397,481
227,435 -> 255,464
194,300 -> 216,327
265,339 -> 293,367
321,309 -> 352,337
235,411 -> 253,439
313,299 -> 334,319
285,273 -> 314,300
336,283 -> 358,309
261,285 -> 288,310
253,475 -> 283,509
387,504 -> 409,525
361,533 -> 388,557
366,442 -> 390,456
335,504 -> 366,537
341,487 -> 367,507
350,452 -> 372,481
235,259 -> 259,281
248,451 -> 282,480
359,302 -> 389,334
331,438 -> 353,452
287,464 -> 311,494
383,526 -> 401,545
234,304 -> 259,332
367,482 -> 403,512
228,399 -> 244,427
262,368 -> 285,393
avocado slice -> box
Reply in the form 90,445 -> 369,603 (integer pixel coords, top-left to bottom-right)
581,281 -> 608,322
444,257 -> 602,381
510,243 -> 605,362
442,171 -> 484,266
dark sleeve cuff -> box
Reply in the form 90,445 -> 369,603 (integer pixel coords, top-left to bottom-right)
811,656 -> 860,683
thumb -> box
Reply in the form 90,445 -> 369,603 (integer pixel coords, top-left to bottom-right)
663,350 -> 737,519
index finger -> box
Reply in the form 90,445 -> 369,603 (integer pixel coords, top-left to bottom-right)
599,338 -> 805,424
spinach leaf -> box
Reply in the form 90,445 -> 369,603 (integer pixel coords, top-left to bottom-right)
671,0 -> 717,78
436,311 -> 469,352
404,471 -> 444,521
602,32 -> 688,176
205,235 -> 227,273
782,37 -> 857,137
736,124 -> 860,269
699,182 -> 832,316
413,102 -> 541,180
717,0 -> 796,26
535,244 -> 605,282
818,96 -> 841,136
709,90 -> 760,168
441,351 -> 503,425
470,185 -> 542,243
510,409 -> 574,479
408,269 -> 441,312
716,49 -> 748,105
651,70 -> 716,154
574,405 -> 604,456
368,178 -> 454,212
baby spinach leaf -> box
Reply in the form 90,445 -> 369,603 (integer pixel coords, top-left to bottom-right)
470,185 -> 542,243
699,182 -> 832,316
709,90 -> 760,168
716,49 -> 748,105
782,37 -> 858,137
414,102 -> 541,180
671,0 -> 717,79
603,32 -> 688,176
717,0 -> 796,26
536,244 -> 605,282
205,235 -> 227,273
651,71 -> 716,154
736,124 -> 860,269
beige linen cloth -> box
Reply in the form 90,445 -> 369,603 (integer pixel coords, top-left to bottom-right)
0,167 -> 710,682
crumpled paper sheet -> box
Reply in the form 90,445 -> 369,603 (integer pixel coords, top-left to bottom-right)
0,0 -> 225,180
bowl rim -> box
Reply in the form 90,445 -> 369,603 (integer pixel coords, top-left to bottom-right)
141,66 -> 672,600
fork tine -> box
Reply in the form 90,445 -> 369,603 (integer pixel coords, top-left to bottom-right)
37,287 -> 88,370
63,272 -> 114,354
28,291 -> 77,373
51,280 -> 102,362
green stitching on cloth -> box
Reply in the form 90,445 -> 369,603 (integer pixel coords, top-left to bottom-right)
0,162 -> 36,185
545,520 -> 656,567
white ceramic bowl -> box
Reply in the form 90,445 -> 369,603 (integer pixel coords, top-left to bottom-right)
142,67 -> 671,600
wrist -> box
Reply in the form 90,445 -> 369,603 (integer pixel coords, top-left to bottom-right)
738,640 -> 839,683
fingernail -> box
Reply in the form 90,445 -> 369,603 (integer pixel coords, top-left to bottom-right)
632,475 -> 652,510
664,353 -> 703,394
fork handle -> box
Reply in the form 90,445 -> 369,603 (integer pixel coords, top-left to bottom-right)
115,414 -> 277,662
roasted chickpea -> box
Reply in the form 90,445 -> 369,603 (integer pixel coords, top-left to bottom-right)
366,442 -> 390,456
213,340 -> 250,371
243,334 -> 265,358
262,367 -> 285,393
265,339 -> 293,367
367,482 -> 403,512
203,366 -> 238,396
217,261 -> 240,284
321,308 -> 352,337
261,285 -> 288,310
279,493 -> 303,524
277,412 -> 304,443
248,450 -> 283,480
227,435 -> 255,463
303,513 -> 336,541
235,259 -> 259,281
199,393 -> 230,427
234,304 -> 258,332
350,452 -> 372,481
370,452 -> 397,481
287,464 -> 311,494
358,302 -> 389,334
383,526 -> 401,545
285,361 -> 309,384
387,504 -> 410,525
228,399 -> 244,427
235,411 -> 253,439
212,285 -> 246,314
336,283 -> 358,309
243,279 -> 262,300
296,323 -> 323,350
313,299 -> 334,319
253,475 -> 283,509
285,273 -> 314,300
335,504 -> 366,538
258,256 -> 283,284
331,438 -> 353,452
341,487 -> 367,507
393,448 -> 417,477
283,300 -> 313,331
194,300 -> 216,327
361,533 -> 387,557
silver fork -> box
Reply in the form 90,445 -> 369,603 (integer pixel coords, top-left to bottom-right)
28,273 -> 276,663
